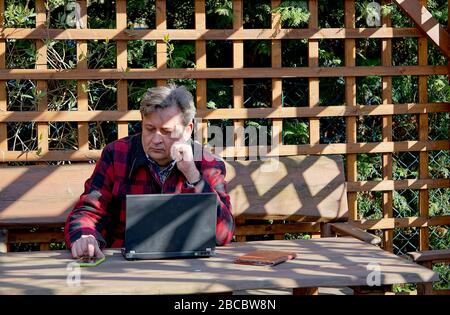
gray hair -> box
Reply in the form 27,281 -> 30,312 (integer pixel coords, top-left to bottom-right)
139,84 -> 196,126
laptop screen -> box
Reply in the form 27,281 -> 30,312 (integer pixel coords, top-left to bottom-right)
125,193 -> 217,257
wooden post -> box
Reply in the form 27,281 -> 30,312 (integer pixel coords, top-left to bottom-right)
345,0 -> 358,222
117,0 -> 129,140
77,1 -> 89,152
416,262 -> 434,294
418,0 -> 429,252
0,229 -> 8,253
235,218 -> 246,242
156,0 -> 167,87
195,0 -> 208,145
308,0 -> 320,145
293,287 -> 319,295
233,0 -> 245,159
271,0 -> 284,241
0,0 -> 6,164
381,0 -> 394,253
36,0 -> 49,160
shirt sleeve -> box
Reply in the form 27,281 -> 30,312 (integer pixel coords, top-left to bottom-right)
64,144 -> 115,249
182,159 -> 235,246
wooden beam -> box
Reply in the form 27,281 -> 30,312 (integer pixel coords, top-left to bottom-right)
347,178 -> 450,192
394,0 -> 450,58
0,66 -> 446,80
1,140 -> 448,162
0,103 -> 448,122
328,222 -> 382,245
0,27 -> 422,41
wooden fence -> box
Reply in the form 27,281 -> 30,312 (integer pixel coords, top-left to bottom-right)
0,0 -> 449,258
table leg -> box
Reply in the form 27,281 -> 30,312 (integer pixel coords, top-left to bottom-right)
0,229 -> 8,253
293,287 -> 319,295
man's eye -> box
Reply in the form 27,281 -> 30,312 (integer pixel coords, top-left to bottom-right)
162,129 -> 172,135
147,128 -> 155,133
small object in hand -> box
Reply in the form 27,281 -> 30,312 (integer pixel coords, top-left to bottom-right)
234,250 -> 297,266
76,256 -> 106,267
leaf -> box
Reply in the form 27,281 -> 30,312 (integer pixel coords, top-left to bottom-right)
163,34 -> 170,43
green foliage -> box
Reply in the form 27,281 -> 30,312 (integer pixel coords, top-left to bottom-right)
357,154 -> 382,182
206,0 -> 233,28
3,0 -> 36,27
127,0 -> 156,28
272,1 -> 310,27
283,119 -> 308,145
127,40 -> 156,69
244,0 -> 271,28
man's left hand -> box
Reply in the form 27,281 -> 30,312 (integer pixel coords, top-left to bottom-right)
171,141 -> 201,184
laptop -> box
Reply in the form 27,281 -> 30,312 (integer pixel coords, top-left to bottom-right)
122,193 -> 217,260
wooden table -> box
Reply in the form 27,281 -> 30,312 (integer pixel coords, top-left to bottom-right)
0,237 -> 438,295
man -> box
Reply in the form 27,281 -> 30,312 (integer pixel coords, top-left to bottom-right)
65,84 -> 235,259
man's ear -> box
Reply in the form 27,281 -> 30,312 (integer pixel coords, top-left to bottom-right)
182,122 -> 193,141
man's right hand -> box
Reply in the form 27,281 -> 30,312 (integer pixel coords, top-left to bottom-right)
71,234 -> 104,259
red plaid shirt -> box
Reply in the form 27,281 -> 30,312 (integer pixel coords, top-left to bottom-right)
64,134 -> 235,249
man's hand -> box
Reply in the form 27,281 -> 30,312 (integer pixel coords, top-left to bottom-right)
71,234 -> 104,259
170,141 -> 201,184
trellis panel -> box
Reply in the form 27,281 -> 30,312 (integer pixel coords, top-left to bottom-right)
0,1 -> 448,278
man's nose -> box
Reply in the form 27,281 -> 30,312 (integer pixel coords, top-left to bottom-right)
152,131 -> 163,143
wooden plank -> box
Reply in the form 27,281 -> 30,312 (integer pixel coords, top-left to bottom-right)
0,65 -> 446,80
1,103 -> 449,122
116,0 -> 128,140
418,0 -> 429,252
345,0 -> 357,222
293,287 -> 319,295
36,0 -> 48,158
352,216 -> 450,230
1,140 -> 449,162
195,0 -> 207,144
0,0 -> 6,161
156,0 -> 167,86
329,222 -> 382,245
0,27 -> 424,41
381,0 -> 393,252
233,0 -> 245,157
271,1 -> 284,241
77,1 -> 89,152
0,164 -> 95,225
407,249 -> 450,263
235,223 -> 321,236
309,0 -> 320,145
225,155 -> 348,221
346,178 -> 450,192
7,231 -> 64,243
0,238 -> 439,295
394,0 -> 450,58
0,155 -> 348,224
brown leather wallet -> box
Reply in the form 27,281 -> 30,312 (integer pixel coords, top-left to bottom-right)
234,250 -> 297,266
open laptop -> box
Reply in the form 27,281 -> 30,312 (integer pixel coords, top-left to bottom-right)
122,193 -> 217,260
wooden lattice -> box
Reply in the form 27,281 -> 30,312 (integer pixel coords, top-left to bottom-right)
0,0 -> 449,255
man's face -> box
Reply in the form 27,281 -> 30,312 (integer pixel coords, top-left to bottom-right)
141,106 -> 192,166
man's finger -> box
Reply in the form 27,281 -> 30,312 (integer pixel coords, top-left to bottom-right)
73,241 -> 82,258
81,238 -> 90,257
71,243 -> 78,258
94,244 -> 105,259
87,242 -> 95,257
